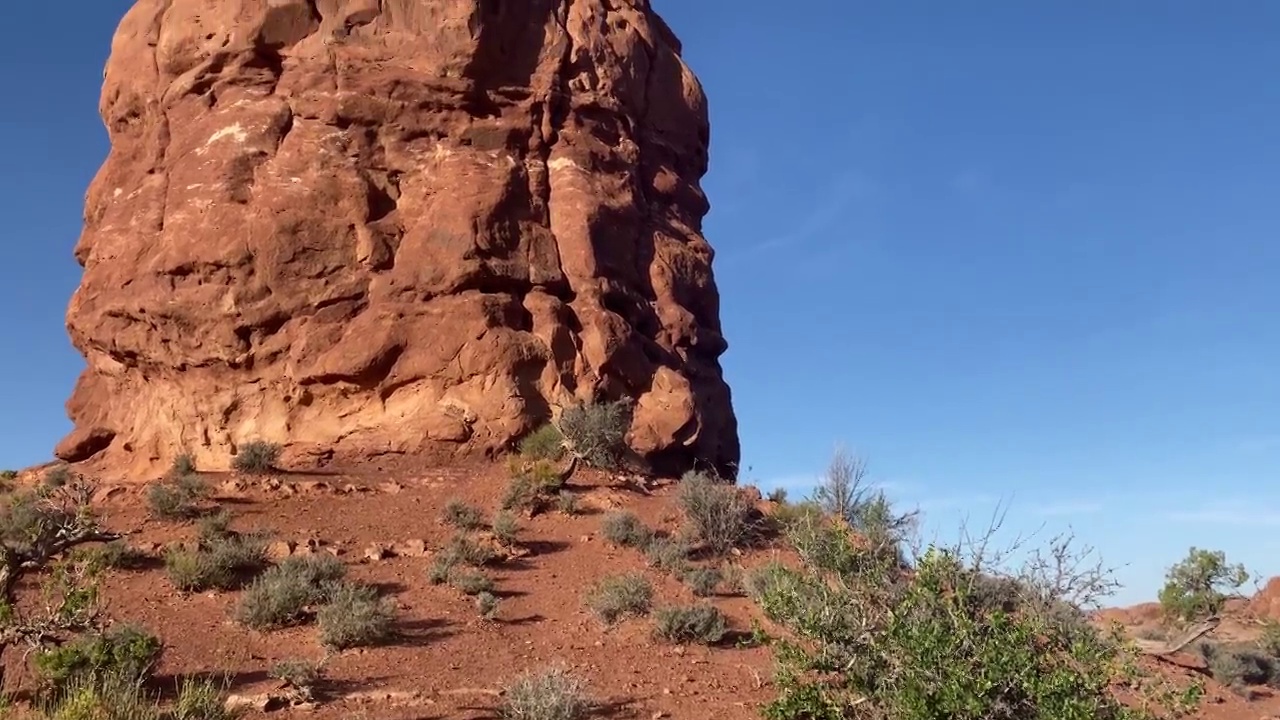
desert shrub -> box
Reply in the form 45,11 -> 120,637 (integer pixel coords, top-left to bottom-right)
1260,619 -> 1280,658
518,424 -> 565,462
476,591 -> 501,620
38,671 -> 163,720
170,453 -> 197,478
231,440 -> 281,474
171,675 -> 236,720
427,555 -> 455,585
317,582 -> 396,650
767,488 -> 789,504
271,659 -> 325,702
492,511 -> 520,547
196,510 -> 233,543
1197,641 -> 1276,691
809,447 -> 917,559
164,532 -> 267,592
0,469 -> 17,482
556,491 -> 580,516
600,511 -> 653,549
147,473 -> 210,520
503,460 -> 566,513
79,540 -> 149,571
1158,547 -> 1250,623
234,556 -> 345,629
442,500 -> 486,530
34,624 -> 163,693
752,506 -> 1197,720
500,664 -> 591,720
43,465 -> 73,488
585,574 -> 653,625
443,533 -> 498,567
682,566 -> 723,597
557,399 -> 630,470
676,471 -> 757,554
653,604 -> 729,645
644,537 -> 691,576
450,570 -> 495,596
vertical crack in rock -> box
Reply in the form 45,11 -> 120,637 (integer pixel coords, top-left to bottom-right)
58,0 -> 740,480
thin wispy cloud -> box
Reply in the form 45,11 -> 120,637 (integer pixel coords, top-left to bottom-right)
735,170 -> 877,258
1027,500 -> 1105,517
1163,502 -> 1280,528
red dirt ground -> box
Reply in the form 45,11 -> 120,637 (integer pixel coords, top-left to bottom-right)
6,461 -> 1280,719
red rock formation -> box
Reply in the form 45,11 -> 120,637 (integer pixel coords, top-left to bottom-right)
58,0 -> 739,478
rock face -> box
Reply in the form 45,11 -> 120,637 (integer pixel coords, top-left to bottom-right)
58,0 -> 739,479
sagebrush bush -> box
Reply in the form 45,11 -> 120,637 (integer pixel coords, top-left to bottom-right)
38,671 -> 163,720
317,582 -> 396,649
146,473 -> 210,520
443,500 -> 486,530
585,574 -> 653,625
476,591 -> 501,620
164,532 -> 267,592
443,533 -> 498,567
170,452 -> 197,478
35,624 -> 163,692
557,399 -> 630,469
600,511 -> 653,549
676,471 -> 756,555
556,491 -> 580,516
682,566 -> 723,597
653,604 -> 729,645
500,664 -> 591,720
503,460 -> 566,513
235,555 -> 345,629
492,511 -> 520,547
644,537 -> 691,576
450,570 -> 495,596
232,440 -> 282,474
171,675 -> 236,720
518,424 -> 565,462
271,659 -> 325,702
80,540 -> 149,571
1199,641 -> 1277,691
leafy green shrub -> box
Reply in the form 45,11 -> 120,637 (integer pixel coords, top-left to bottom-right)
653,604 -> 729,645
500,664 -> 590,720
644,537 -> 691,576
316,582 -> 396,650
450,570 -> 495,596
171,675 -> 236,720
558,399 -> 630,469
676,471 -> 757,554
682,566 -> 723,597
751,512 -> 1193,720
428,555 -> 455,585
443,533 -> 498,567
584,574 -> 653,625
34,624 -> 162,692
600,511 -> 653,549
1158,547 -> 1249,623
234,556 -> 346,629
170,453 -> 197,478
40,671 -> 162,720
443,500 -> 486,530
164,532 -> 267,592
231,441 -> 281,474
518,424 -> 565,462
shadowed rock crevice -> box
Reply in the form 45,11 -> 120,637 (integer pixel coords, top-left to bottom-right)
58,0 -> 739,479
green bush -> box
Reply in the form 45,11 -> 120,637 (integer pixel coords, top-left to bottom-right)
518,424 -> 565,462
147,473 -> 210,520
39,671 -> 163,720
751,512 -> 1196,720
34,624 -> 162,692
653,604 -> 729,645
556,491 -> 580,516
164,532 -> 267,592
170,453 -> 197,478
503,460 -> 566,513
682,566 -> 723,597
450,570 -> 495,596
234,556 -> 346,629
171,675 -> 236,720
79,541 -> 149,571
644,537 -> 691,576
1158,547 -> 1249,623
584,574 -> 653,625
676,471 -> 757,555
557,399 -> 630,469
270,659 -> 325,702
317,582 -> 396,650
600,511 -> 653,549
500,664 -> 590,720
476,591 -> 501,620
1199,641 -> 1276,691
443,500 -> 486,530
231,441 -> 281,474
443,533 -> 498,567
492,511 -> 520,547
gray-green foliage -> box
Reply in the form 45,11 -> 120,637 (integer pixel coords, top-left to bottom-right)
557,399 -> 630,469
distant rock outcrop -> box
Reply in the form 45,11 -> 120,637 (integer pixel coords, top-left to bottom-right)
58,0 -> 739,478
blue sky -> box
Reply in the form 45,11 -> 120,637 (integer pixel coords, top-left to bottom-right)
2,1 -> 1278,606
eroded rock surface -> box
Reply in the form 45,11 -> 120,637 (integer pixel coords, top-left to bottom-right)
59,0 -> 739,478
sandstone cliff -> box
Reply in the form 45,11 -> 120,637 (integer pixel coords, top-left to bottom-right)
58,0 -> 739,478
